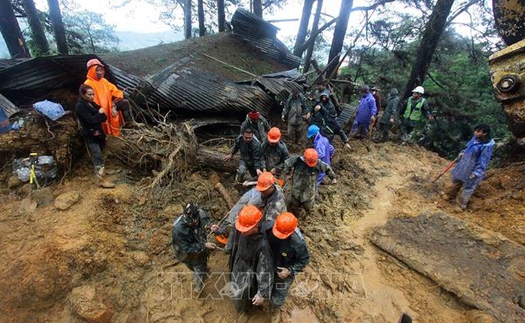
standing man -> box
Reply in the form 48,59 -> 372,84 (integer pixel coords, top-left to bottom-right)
282,148 -> 337,211
262,127 -> 290,177
229,205 -> 274,312
350,85 -> 377,139
442,124 -> 495,210
373,88 -> 400,142
307,125 -> 334,185
84,58 -> 136,137
172,202 -> 217,293
370,86 -> 382,130
282,90 -> 308,145
225,128 -> 263,182
316,90 -> 351,148
399,86 -> 433,143
240,110 -> 270,142
267,212 -> 310,311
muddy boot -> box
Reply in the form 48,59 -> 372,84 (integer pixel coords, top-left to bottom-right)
96,167 -> 115,188
104,168 -> 121,175
122,109 -> 144,128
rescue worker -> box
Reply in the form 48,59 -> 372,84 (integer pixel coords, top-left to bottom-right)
261,127 -> 290,177
350,85 -> 377,139
75,84 -> 115,188
442,124 -> 495,210
267,212 -> 310,310
212,171 -> 287,252
373,88 -> 400,142
240,110 -> 270,142
84,58 -> 137,137
225,128 -> 263,182
399,86 -> 433,143
315,90 -> 351,148
282,148 -> 337,211
172,202 -> 217,294
370,86 -> 382,128
229,205 -> 273,312
282,89 -> 308,145
307,125 -> 334,185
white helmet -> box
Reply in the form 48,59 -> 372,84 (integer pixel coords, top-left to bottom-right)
412,86 -> 424,94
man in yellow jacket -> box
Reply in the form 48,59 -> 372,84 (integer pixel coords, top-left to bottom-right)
84,58 -> 135,137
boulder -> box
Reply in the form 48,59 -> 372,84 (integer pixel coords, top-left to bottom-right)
69,285 -> 113,323
54,191 -> 81,210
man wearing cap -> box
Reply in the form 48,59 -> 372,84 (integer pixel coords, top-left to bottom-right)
172,202 -> 217,294
315,90 -> 351,148
240,110 -> 271,142
282,89 -> 308,145
350,85 -> 377,139
282,148 -> 336,211
84,58 -> 138,137
399,86 -> 433,143
228,205 -> 274,312
225,128 -> 263,182
307,125 -> 334,185
261,127 -> 290,177
267,212 -> 310,310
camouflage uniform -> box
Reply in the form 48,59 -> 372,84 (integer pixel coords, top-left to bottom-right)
261,140 -> 290,177
240,115 -> 271,142
267,228 -> 310,308
171,209 -> 210,290
282,93 -> 308,144
228,226 -> 274,312
231,134 -> 263,181
283,156 -> 336,210
316,90 -> 349,144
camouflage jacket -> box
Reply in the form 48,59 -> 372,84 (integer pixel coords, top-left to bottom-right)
231,135 -> 263,170
171,209 -> 210,263
283,156 -> 336,203
240,115 -> 271,142
261,140 -> 290,173
229,227 -> 274,299
267,228 -> 310,277
283,94 -> 307,125
225,185 -> 286,226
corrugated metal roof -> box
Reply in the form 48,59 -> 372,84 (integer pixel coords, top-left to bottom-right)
232,9 -> 302,69
0,93 -> 19,116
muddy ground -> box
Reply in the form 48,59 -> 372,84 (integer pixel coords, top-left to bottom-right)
1,135 -> 524,323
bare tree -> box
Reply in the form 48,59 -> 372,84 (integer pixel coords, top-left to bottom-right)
184,0 -> 192,39
21,0 -> 49,55
218,0 -> 225,32
198,0 -> 205,36
0,0 -> 31,58
402,0 -> 455,100
326,0 -> 353,78
303,0 -> 323,72
47,0 -> 68,54
253,0 -> 263,18
293,0 -> 315,56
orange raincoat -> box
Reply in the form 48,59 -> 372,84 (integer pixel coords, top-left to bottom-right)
84,66 -> 125,137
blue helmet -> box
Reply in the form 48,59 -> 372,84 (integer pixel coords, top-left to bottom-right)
307,125 -> 320,138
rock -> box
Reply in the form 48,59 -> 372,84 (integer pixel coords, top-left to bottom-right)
131,251 -> 150,267
465,310 -> 495,323
32,187 -> 55,206
54,191 -> 81,210
69,286 -> 113,323
7,175 -> 23,189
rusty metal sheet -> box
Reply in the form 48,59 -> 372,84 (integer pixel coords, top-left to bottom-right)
371,211 -> 525,323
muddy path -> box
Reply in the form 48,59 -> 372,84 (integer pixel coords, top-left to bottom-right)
1,141 -> 519,322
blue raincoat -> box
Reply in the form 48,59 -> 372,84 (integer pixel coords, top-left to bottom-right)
451,136 -> 495,183
313,132 -> 334,184
355,92 -> 377,123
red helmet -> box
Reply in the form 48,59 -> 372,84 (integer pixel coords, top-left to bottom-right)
255,171 -> 276,192
267,127 -> 281,143
273,212 -> 298,239
304,148 -> 318,167
86,58 -> 103,69
235,205 -> 263,232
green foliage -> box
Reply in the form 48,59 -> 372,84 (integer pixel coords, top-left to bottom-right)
63,10 -> 120,54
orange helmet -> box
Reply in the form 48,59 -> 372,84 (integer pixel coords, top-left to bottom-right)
235,205 -> 263,232
304,148 -> 318,167
267,127 -> 281,143
255,171 -> 276,191
86,58 -> 103,69
273,212 -> 298,239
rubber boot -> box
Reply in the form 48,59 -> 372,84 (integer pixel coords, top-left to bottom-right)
96,167 -> 115,188
122,109 -> 144,128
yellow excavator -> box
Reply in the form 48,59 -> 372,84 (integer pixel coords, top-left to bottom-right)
490,0 -> 525,145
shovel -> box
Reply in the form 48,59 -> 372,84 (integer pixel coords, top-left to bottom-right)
432,156 -> 460,183
19,153 -> 39,213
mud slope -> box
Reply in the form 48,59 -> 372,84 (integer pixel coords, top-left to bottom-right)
1,140 -> 523,323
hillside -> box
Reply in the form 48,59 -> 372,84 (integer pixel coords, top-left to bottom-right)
1,135 -> 523,323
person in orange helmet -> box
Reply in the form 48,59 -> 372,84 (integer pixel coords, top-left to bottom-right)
84,58 -> 138,137
266,212 -> 310,310
282,148 -> 336,211
261,127 -> 290,177
228,205 -> 274,312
